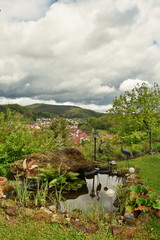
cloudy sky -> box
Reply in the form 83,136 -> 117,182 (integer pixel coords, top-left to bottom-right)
0,0 -> 160,112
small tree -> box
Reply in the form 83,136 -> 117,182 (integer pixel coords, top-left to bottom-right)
50,118 -> 72,147
109,83 -> 160,135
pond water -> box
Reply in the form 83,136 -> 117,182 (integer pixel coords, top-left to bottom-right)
60,170 -> 123,213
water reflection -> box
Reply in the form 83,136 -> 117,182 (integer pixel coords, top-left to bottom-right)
60,173 -> 123,213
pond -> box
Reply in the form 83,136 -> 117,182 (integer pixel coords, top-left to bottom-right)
60,169 -> 124,213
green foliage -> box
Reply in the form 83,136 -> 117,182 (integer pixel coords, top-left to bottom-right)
78,114 -> 117,134
26,103 -> 103,119
0,111 -> 72,176
110,83 -> 160,135
0,103 -> 53,121
14,178 -> 32,207
15,159 -> 38,178
126,184 -> 160,213
34,181 -> 49,207
50,118 -> 72,147
35,164 -> 85,201
124,131 -> 148,145
13,177 -> 49,207
116,185 -> 129,215
78,120 -> 93,134
88,114 -> 117,130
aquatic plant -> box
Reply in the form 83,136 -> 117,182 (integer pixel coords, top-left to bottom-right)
33,164 -> 85,201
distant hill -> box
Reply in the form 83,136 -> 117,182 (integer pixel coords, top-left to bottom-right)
0,104 -> 54,121
0,103 -> 104,120
26,103 -> 104,118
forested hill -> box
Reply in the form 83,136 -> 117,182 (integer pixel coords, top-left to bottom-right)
0,104 -> 54,120
26,103 -> 104,118
0,103 -> 104,120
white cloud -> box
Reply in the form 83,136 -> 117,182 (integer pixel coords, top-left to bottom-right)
0,72 -> 26,84
119,79 -> 150,92
0,0 -> 51,22
0,0 -> 160,111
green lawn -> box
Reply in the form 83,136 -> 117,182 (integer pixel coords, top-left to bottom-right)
0,218 -> 114,240
118,153 -> 160,195
96,129 -> 108,135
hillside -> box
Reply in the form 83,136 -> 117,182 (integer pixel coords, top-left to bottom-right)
26,103 -> 104,118
0,103 -> 104,120
0,104 -> 54,121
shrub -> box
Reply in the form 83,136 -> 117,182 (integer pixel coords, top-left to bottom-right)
126,184 -> 160,214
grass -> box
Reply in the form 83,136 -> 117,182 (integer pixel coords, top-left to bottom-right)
96,129 -> 109,135
118,153 -> 160,195
0,215 -> 114,240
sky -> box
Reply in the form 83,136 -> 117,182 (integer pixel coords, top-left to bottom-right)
0,0 -> 160,112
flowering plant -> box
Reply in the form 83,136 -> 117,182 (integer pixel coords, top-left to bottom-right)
126,184 -> 160,214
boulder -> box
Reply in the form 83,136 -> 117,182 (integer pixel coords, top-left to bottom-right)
124,213 -> 136,226
1,199 -> 18,216
11,148 -> 96,176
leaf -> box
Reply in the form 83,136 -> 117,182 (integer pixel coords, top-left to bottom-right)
153,200 -> 160,209
125,205 -> 134,213
15,165 -> 25,172
141,205 -> 149,212
22,159 -> 27,170
135,205 -> 143,211
27,160 -> 36,169
29,164 -> 38,170
141,186 -> 148,194
136,197 -> 145,205
28,169 -> 37,175
66,172 -> 79,180
49,179 -> 58,188
129,192 -> 137,201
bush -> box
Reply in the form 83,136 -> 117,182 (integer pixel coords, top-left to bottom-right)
126,184 -> 160,214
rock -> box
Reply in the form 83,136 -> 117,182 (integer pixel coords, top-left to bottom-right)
124,213 -> 136,226
22,208 -> 35,217
0,177 -> 8,198
1,199 -> 18,216
116,215 -> 124,225
0,177 -> 7,186
11,148 -> 96,176
40,207 -> 53,216
2,185 -> 15,198
49,205 -> 57,213
66,217 -> 71,222
75,218 -> 80,222
73,221 -> 99,234
0,187 -> 5,198
34,210 -> 52,222
51,213 -> 65,223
